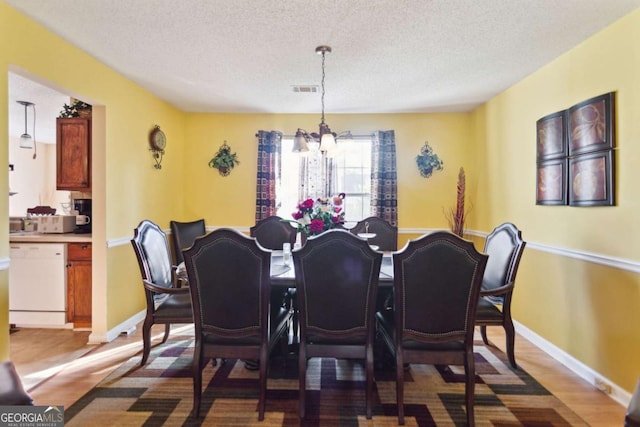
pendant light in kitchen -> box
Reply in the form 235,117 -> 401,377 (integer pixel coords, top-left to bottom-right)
16,100 -> 37,159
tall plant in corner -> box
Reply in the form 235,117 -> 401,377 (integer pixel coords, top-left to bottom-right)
445,167 -> 470,238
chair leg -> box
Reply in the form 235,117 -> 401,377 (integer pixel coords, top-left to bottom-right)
366,344 -> 373,419
396,352 -> 405,425
279,327 -> 289,362
298,343 -> 307,419
504,320 -> 518,369
464,348 -> 476,427
480,325 -> 489,345
191,342 -> 203,418
140,317 -> 153,366
161,324 -> 171,344
292,312 -> 299,341
290,294 -> 299,341
258,355 -> 267,420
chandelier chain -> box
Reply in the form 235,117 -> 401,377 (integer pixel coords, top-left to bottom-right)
321,50 -> 326,124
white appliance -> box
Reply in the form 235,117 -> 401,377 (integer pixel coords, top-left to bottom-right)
9,243 -> 67,326
37,215 -> 76,233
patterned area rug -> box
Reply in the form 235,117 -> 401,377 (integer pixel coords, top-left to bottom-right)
65,334 -> 587,426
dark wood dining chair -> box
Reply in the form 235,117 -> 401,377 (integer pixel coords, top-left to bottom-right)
350,216 -> 398,313
249,215 -> 297,250
169,219 -> 206,265
131,220 -> 192,366
349,216 -> 398,251
626,378 -> 640,427
182,228 -> 291,420
376,231 -> 488,426
475,222 -> 526,368
250,215 -> 299,339
0,361 -> 33,405
293,229 -> 382,419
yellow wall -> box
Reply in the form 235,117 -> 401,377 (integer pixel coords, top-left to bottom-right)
0,2 -> 186,356
472,9 -> 640,391
183,113 -> 475,229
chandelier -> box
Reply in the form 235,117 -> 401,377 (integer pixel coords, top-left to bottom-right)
293,46 -> 352,154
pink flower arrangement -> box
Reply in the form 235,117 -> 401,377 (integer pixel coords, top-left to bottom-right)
289,195 -> 345,236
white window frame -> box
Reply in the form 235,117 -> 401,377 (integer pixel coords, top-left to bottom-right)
276,135 -> 373,224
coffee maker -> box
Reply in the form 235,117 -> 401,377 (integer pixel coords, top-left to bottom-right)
73,198 -> 92,234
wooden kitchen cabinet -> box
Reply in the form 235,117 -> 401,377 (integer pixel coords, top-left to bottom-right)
57,118 -> 91,191
67,243 -> 92,328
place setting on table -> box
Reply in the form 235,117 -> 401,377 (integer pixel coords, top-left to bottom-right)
269,235 -> 394,287
356,220 -> 379,250
174,237 -> 393,286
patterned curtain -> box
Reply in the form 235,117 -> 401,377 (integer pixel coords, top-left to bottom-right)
255,130 -> 282,221
371,130 -> 398,226
298,152 -> 335,201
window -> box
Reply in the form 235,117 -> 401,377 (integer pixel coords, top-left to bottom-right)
276,136 -> 373,223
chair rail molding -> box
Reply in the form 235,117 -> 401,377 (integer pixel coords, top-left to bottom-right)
465,229 -> 640,274
108,226 -> 250,248
108,227 -> 640,273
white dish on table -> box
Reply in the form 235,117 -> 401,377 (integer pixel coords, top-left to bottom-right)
357,233 -> 376,239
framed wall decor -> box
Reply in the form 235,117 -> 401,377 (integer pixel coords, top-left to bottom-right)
536,110 -> 567,160
536,158 -> 567,205
568,92 -> 615,156
568,150 -> 614,206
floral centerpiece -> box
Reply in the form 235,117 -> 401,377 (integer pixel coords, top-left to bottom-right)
288,194 -> 345,236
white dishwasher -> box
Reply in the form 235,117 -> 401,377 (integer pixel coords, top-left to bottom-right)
9,243 -> 67,326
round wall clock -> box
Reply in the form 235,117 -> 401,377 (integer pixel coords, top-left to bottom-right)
149,125 -> 166,169
149,125 -> 167,151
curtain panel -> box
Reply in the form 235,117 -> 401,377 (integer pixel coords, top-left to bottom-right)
371,130 -> 398,226
255,130 -> 283,222
298,153 -> 335,201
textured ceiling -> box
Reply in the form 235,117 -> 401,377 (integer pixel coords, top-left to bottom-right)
5,0 -> 640,117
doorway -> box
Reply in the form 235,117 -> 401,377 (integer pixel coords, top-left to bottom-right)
6,66 -> 108,357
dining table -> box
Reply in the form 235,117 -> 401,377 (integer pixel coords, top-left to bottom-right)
269,250 -> 394,288
176,250 -> 394,287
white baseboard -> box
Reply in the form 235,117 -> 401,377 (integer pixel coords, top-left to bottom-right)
515,320 -> 631,407
9,311 -> 68,327
88,310 -> 145,344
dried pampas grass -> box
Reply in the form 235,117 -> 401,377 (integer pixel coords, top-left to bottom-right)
445,167 -> 472,237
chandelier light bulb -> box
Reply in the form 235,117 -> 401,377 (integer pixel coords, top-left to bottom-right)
319,133 -> 336,152
292,129 -> 310,153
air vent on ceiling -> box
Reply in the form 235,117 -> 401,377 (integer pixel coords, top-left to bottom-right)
292,85 -> 319,93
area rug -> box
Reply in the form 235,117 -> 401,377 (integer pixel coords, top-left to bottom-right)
64,335 -> 587,426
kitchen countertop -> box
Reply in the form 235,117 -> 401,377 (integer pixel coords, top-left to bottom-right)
9,232 -> 92,243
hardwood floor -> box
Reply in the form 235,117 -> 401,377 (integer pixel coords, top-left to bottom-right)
10,323 -> 626,425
